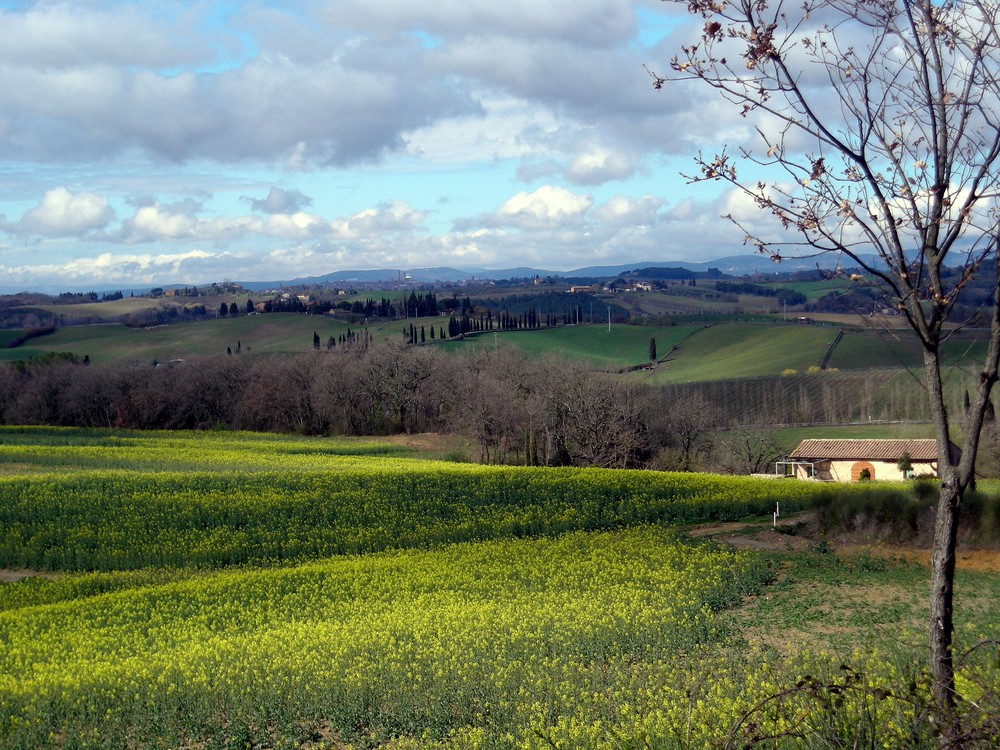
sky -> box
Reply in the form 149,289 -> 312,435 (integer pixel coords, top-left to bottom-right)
0,0 -> 767,292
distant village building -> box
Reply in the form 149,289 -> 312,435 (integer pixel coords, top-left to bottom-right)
780,439 -> 954,481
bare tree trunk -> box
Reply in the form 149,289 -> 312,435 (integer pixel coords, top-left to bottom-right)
922,341 -> 962,732
925,252 -> 1000,725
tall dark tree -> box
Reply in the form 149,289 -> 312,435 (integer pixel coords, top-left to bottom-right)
218,302 -> 228,318
648,337 -> 657,363
654,0 -> 1000,723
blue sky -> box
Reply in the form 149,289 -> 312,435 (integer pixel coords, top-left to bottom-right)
0,0 -> 763,291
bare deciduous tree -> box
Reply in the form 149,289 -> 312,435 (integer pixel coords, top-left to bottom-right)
652,0 -> 1000,724
650,394 -> 721,471
714,425 -> 784,475
446,347 -> 532,464
557,365 -> 649,469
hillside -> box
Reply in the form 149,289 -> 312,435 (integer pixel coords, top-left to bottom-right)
440,323 -> 703,367
2,309 -> 992,385
0,315 -> 420,365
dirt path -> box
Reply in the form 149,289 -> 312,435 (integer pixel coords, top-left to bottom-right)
689,512 -> 1000,570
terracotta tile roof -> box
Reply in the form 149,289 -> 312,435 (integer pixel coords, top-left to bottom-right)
789,439 -> 940,461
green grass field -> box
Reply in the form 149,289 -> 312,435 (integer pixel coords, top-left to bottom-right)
0,308 -> 993,387
9,315 -> 360,364
632,323 -> 833,383
441,323 -> 704,367
756,278 -> 854,301
631,322 -> 989,384
771,422 -> 934,450
4,313 -> 454,364
26,296 -> 185,320
0,331 -> 24,347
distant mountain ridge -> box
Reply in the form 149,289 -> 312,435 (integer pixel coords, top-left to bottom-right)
263,253 -> 873,288
7,253 -> 878,295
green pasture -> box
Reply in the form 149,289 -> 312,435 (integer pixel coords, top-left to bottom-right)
633,322 -> 989,384
6,315 -> 362,364
25,296 -> 181,320
827,328 -> 923,369
755,278 -> 854,301
634,323 -> 832,383
0,330 -> 23,347
3,314 -> 449,365
2,311 -> 995,384
0,347 -> 51,362
440,323 -> 704,367
827,328 -> 987,370
621,287 -> 786,316
771,422 -> 934,450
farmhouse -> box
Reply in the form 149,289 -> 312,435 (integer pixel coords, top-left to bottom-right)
781,438 -> 955,481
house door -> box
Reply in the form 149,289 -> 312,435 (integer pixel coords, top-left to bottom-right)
851,461 -> 875,481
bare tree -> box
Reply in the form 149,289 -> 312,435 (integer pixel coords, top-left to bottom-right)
714,425 -> 784,475
652,0 -> 1000,724
650,394 -> 721,470
556,365 -> 650,469
445,347 -> 532,464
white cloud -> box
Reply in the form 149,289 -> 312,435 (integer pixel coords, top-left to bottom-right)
330,201 -> 428,239
129,205 -> 199,240
0,1 -> 776,290
0,33 -> 480,165
115,202 -> 251,244
496,186 -> 593,230
0,5 -> 206,68
566,147 -> 638,185
246,187 -> 313,215
1,249 -> 216,285
257,212 -> 325,240
591,195 -> 663,226
16,188 -> 115,236
320,0 -> 636,46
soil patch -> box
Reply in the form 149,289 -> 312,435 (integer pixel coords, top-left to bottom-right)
837,545 -> 1000,572
688,513 -> 816,552
378,432 -> 471,457
691,513 -> 1000,567
0,569 -> 58,583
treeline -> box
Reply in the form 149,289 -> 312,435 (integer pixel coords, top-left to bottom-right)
474,292 -> 628,324
3,344 -> 995,474
0,344 -> 655,470
246,290 -> 626,328
4,326 -> 56,349
0,343 -> 834,473
629,266 -> 724,279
